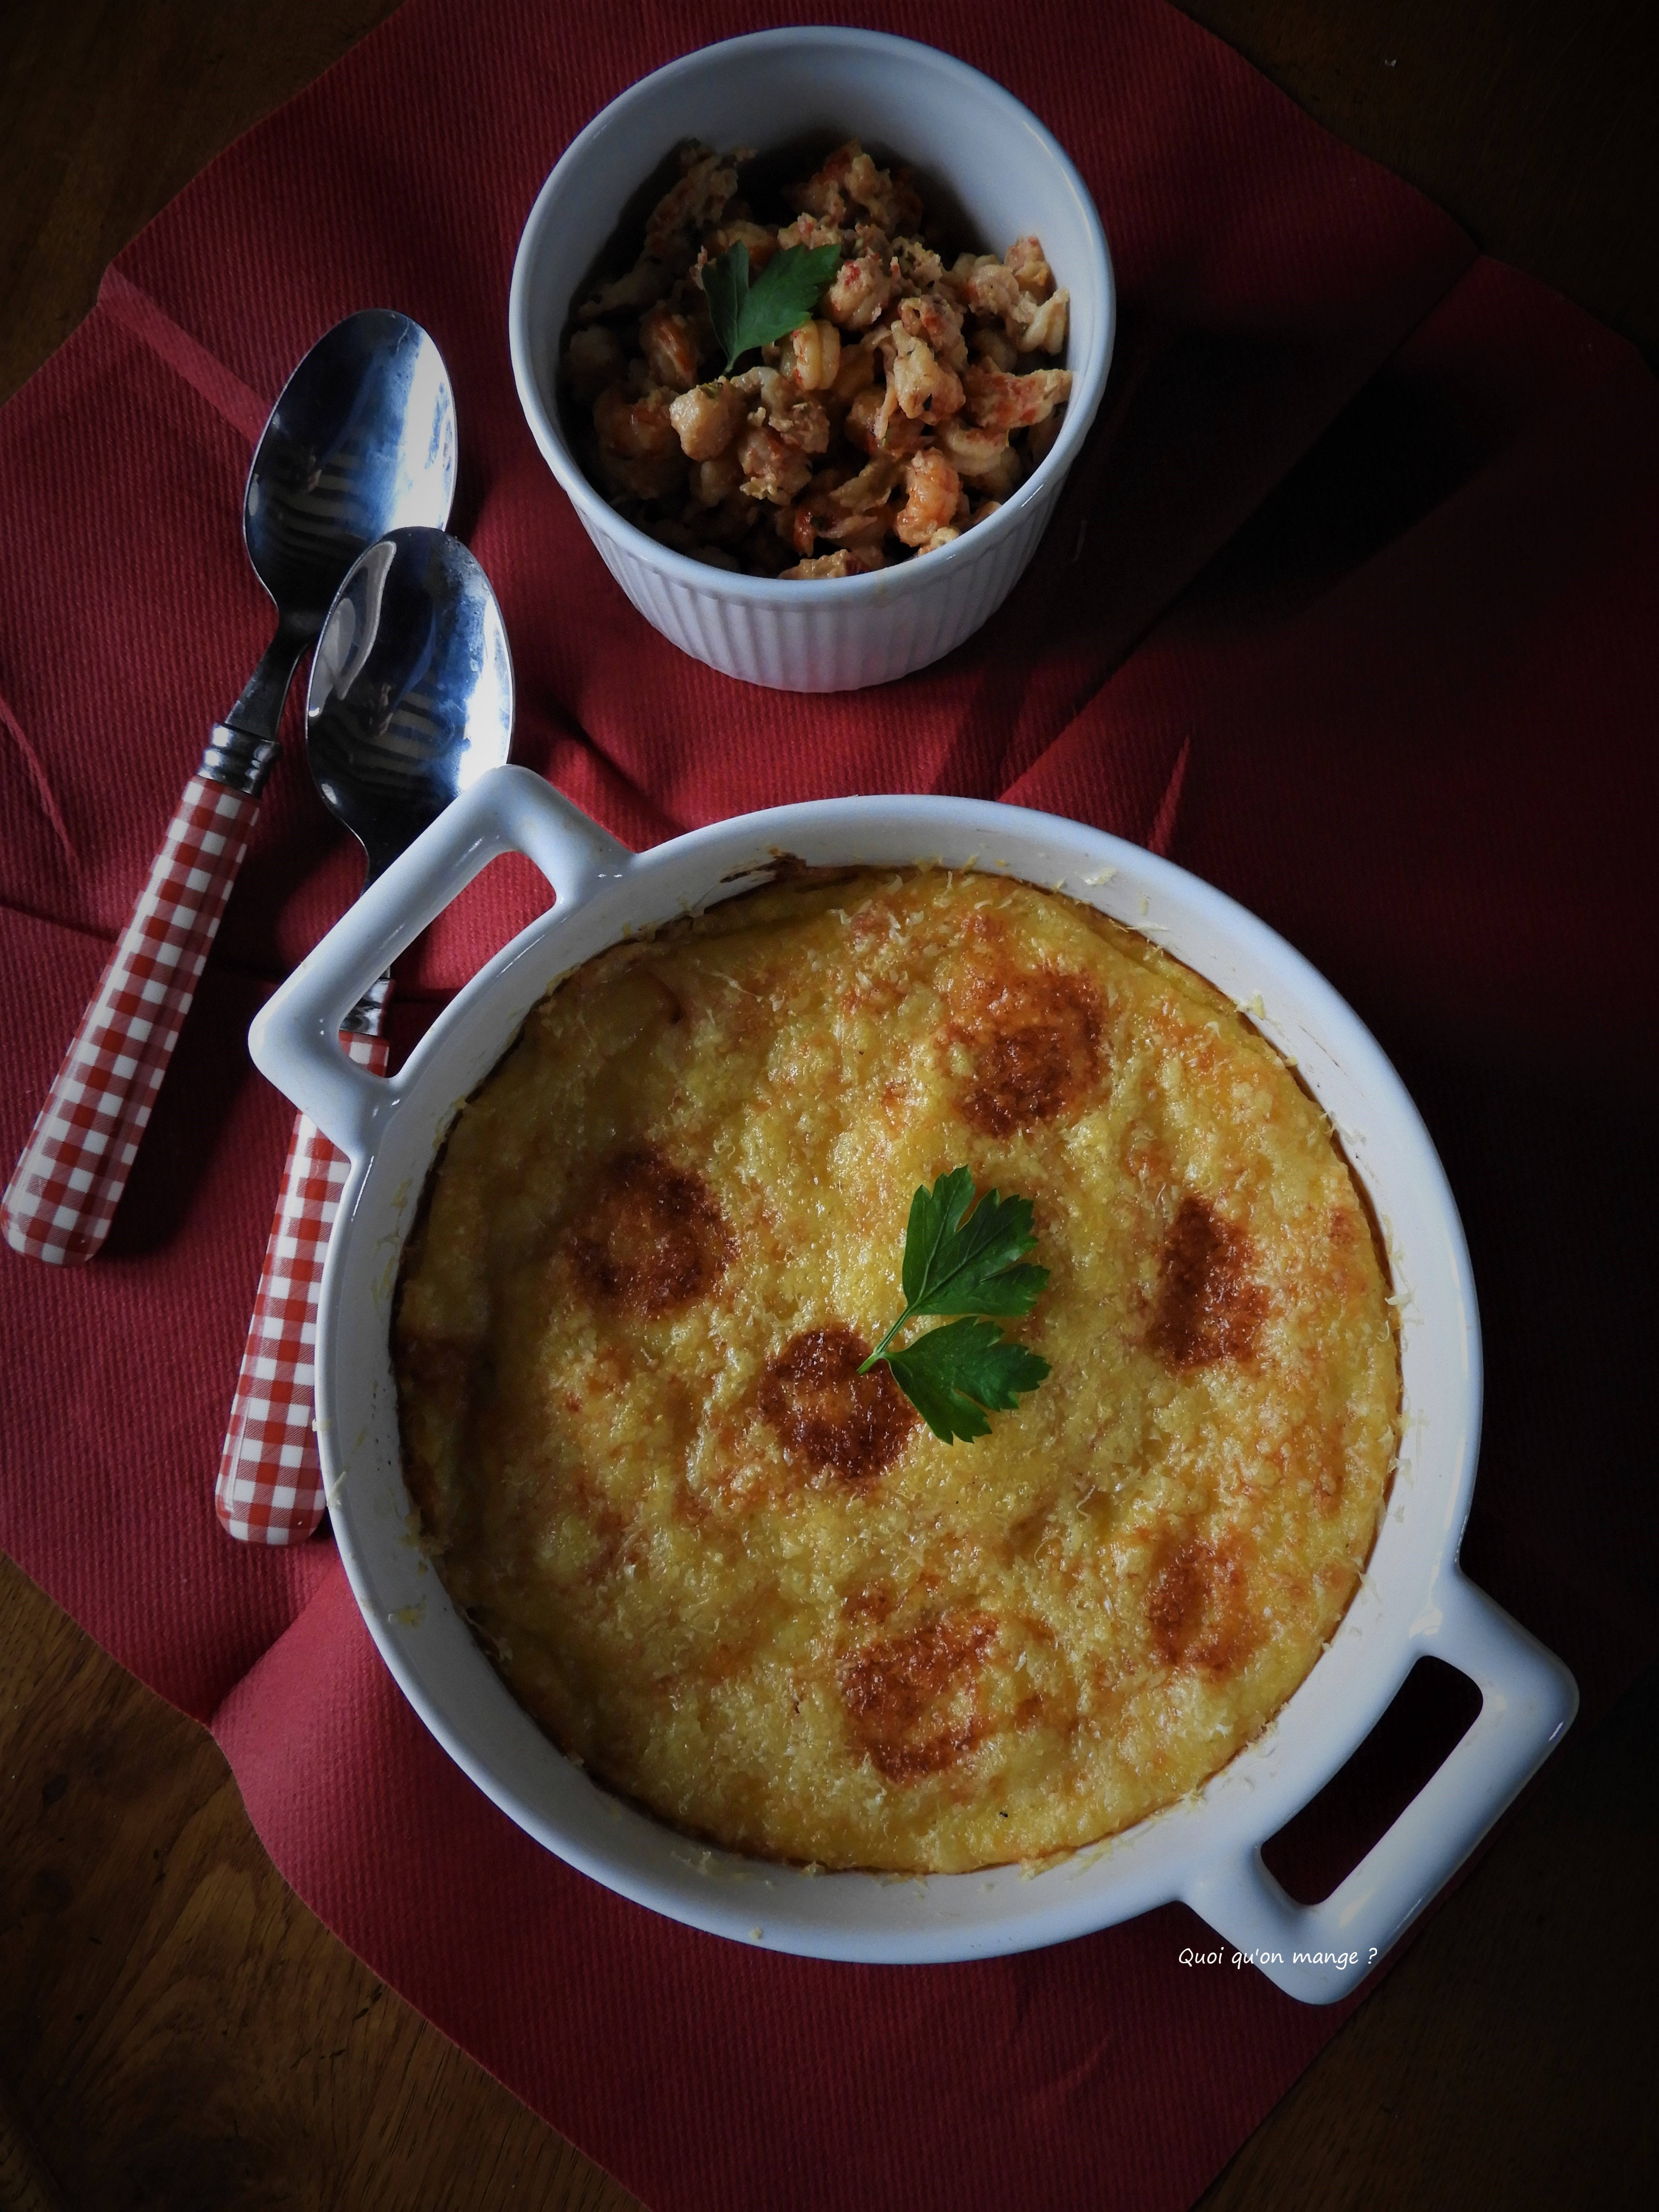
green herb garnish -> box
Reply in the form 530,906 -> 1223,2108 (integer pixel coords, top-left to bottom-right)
702,239 -> 843,374
860,1168 -> 1051,1443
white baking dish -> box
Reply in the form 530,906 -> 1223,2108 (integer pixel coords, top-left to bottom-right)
249,766 -> 1576,2002
507,27 -> 1115,691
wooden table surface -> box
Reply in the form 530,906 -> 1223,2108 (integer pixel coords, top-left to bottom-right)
2,4 -> 1655,2208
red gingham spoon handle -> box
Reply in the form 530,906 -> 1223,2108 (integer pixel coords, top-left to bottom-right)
215,991 -> 390,1544
1,771 -> 259,1264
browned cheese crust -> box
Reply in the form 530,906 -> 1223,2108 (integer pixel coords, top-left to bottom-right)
393,871 -> 1400,1872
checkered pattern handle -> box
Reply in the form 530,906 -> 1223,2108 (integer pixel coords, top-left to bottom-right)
216,1020 -> 390,1544
1,774 -> 259,1264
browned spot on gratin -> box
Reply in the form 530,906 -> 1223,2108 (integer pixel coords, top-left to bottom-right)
569,1147 -> 733,1317
952,964 -> 1103,1135
760,1324 -> 915,1479
839,1613 -> 997,1781
1149,1195 -> 1267,1367
1147,1538 -> 1252,1671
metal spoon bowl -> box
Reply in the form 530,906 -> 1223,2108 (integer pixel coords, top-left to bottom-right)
306,527 -> 514,881
229,311 -> 458,749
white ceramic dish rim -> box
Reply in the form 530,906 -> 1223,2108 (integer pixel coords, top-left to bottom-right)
506,25 -> 1116,610
250,768 -> 1577,2003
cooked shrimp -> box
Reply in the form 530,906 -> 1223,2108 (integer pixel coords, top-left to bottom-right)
640,306 -> 702,392
644,143 -> 749,261
883,327 -> 965,425
963,255 -> 1022,329
962,249 -> 1067,353
935,417 -> 1024,495
786,468 -> 849,546
844,385 -> 925,457
780,545 -> 885,580
669,382 -> 746,461
1006,236 -> 1054,299
898,289 -> 967,372
1015,290 -> 1069,356
706,219 -> 779,271
890,236 -> 945,293
786,503 -> 818,557
934,417 -> 1009,478
782,319 -> 842,393
963,363 -> 1072,431
844,146 -> 923,234
827,453 -> 900,512
731,367 -> 830,454
735,424 -> 815,505
824,252 -> 892,331
776,212 -> 845,253
820,504 -> 894,548
894,450 -> 962,548
792,141 -> 859,226
594,383 -> 681,460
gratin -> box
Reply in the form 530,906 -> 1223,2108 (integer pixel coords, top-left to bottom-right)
393,869 -> 1400,1873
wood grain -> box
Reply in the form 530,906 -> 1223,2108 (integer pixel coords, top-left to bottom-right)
1,2 -> 1656,2207
0,0 -> 403,407
0,1551 -> 643,2212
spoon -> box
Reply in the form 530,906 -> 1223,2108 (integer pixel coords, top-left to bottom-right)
216,527 -> 515,1545
1,310 -> 456,1264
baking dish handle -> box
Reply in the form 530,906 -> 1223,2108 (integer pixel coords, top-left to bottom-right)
248,765 -> 630,1157
1181,1570 -> 1578,2005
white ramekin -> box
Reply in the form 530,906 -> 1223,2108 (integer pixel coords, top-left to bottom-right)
507,28 -> 1115,691
250,768 -> 1576,2001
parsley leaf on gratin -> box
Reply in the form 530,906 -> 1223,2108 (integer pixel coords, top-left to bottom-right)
884,1318 -> 1051,1445
861,1168 -> 1051,1443
702,240 -> 843,374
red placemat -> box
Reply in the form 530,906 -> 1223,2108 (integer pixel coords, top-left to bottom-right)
2,3 -> 1655,2207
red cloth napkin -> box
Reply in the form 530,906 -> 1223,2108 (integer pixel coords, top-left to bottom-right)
2,3 -> 1655,2206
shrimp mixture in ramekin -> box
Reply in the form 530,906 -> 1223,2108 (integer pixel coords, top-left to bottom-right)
561,140 -> 1073,579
